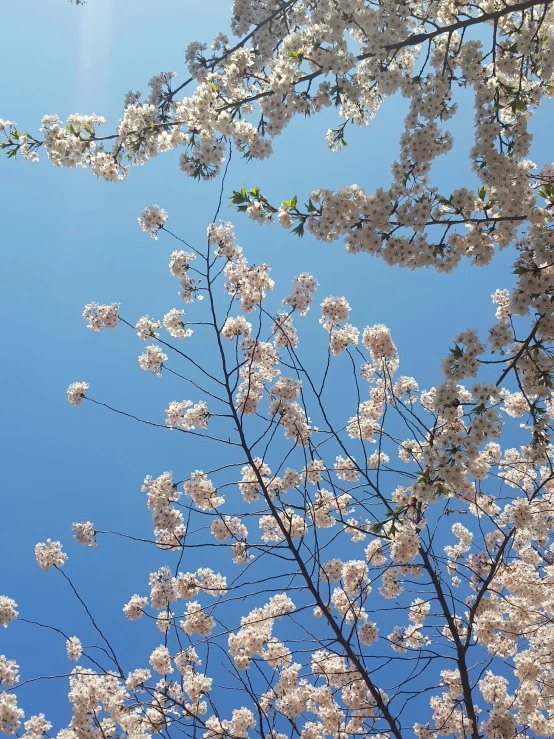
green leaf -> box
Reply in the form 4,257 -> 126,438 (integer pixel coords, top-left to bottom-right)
230,188 -> 248,205
292,222 -> 305,238
538,184 -> 554,201
471,403 -> 487,416
450,344 -> 464,360
511,96 -> 527,114
370,522 -> 382,534
417,469 -> 432,484
283,195 -> 298,209
478,187 -> 487,200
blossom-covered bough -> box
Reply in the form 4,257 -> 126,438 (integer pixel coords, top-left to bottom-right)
3,198 -> 554,738
3,0 -> 554,270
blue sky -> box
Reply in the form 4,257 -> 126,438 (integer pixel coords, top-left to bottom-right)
1,0 -> 552,731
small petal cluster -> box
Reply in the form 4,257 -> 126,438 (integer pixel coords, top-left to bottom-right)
72,521 -> 96,547
138,345 -> 167,375
142,471 -> 185,549
83,302 -> 120,332
182,601 -> 216,637
123,594 -> 148,621
228,593 -> 294,669
0,656 -> 19,687
362,324 -> 399,373
169,250 -> 201,302
163,309 -> 193,339
282,273 -> 319,316
222,316 -> 251,340
138,205 -> 168,239
165,400 -> 209,430
149,645 -> 173,675
0,692 -> 24,735
66,637 -> 82,662
185,471 -> 224,510
135,315 -> 161,341
67,381 -> 89,407
0,598 -> 17,628
35,539 -> 67,572
320,296 -> 350,331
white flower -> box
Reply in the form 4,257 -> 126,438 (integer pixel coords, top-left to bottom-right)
66,637 -> 82,662
138,205 -> 168,239
35,539 -> 67,572
67,382 -> 89,407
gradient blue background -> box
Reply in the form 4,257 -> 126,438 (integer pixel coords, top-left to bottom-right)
0,0 -> 551,730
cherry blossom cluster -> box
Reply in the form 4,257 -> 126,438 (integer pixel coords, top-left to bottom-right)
142,471 -> 185,549
34,539 -> 67,572
165,400 -> 209,430
83,302 -> 120,332
67,381 -> 89,407
138,205 -> 168,239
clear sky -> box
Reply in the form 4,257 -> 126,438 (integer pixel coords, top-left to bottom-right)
1,0 -> 552,730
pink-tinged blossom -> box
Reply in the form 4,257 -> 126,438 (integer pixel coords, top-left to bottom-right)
184,472 -> 224,510
165,400 -> 209,430
35,540 -> 67,572
72,521 -> 96,547
0,598 -> 17,629
221,316 -> 251,340
0,656 -> 19,687
138,205 -> 168,239
66,637 -> 82,662
83,302 -> 120,332
126,668 -> 151,691
362,324 -> 399,373
23,714 -> 51,737
123,594 -> 148,620
319,296 -> 350,331
282,273 -> 319,316
181,602 -> 215,637
67,381 -> 89,407
0,692 -> 24,735
149,645 -> 173,675
163,309 -> 193,339
135,315 -> 161,341
358,621 -> 378,646
138,345 -> 167,375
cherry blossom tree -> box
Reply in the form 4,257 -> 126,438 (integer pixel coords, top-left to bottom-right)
2,2 -> 554,739
3,196 -> 554,738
